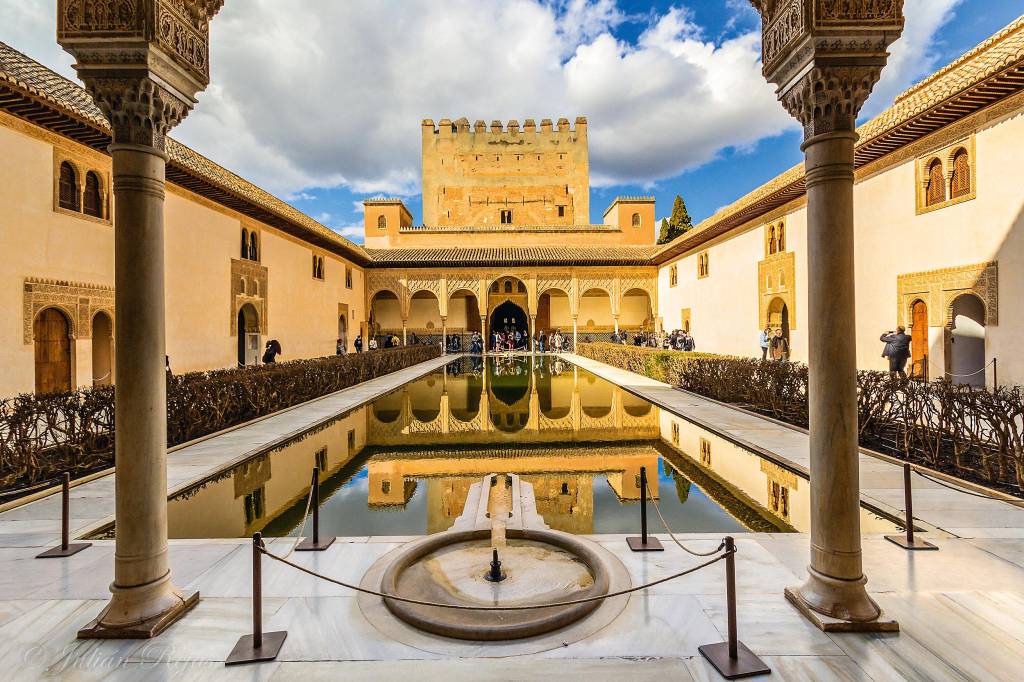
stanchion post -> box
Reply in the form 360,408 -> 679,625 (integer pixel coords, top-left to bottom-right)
627,466 -> 663,552
36,473 -> 92,558
296,466 -> 335,551
698,537 -> 771,679
993,357 -> 998,389
226,533 -> 287,665
885,463 -> 937,551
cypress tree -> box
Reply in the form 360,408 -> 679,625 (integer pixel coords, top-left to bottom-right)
657,195 -> 694,244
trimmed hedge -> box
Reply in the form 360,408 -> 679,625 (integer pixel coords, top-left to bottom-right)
576,342 -> 1024,496
0,345 -> 441,497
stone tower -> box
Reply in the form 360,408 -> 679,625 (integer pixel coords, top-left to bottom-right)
421,117 -> 590,227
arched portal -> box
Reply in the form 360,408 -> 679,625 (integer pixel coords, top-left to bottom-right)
910,299 -> 928,379
767,297 -> 790,342
369,290 -> 401,346
92,311 -> 113,386
578,288 -> 613,335
34,308 -> 72,393
620,288 -> 654,333
948,293 -> 986,387
409,290 -> 441,341
489,300 -> 528,350
237,303 -> 260,366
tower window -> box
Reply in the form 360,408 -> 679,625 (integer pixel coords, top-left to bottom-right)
631,212 -> 641,228
377,215 -> 387,230
500,209 -> 513,224
557,205 -> 565,217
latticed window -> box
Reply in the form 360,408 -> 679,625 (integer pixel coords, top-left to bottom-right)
58,161 -> 79,211
768,225 -> 776,254
631,212 -> 641,228
345,267 -> 353,289
377,215 -> 387,230
241,229 -> 249,259
777,224 -> 785,252
950,149 -> 971,199
249,232 -> 259,261
669,265 -> 678,287
83,171 -> 102,218
925,159 -> 945,206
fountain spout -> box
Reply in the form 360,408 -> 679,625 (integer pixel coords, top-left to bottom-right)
484,548 -> 506,582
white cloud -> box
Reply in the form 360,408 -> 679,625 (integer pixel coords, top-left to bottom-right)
0,0 -> 962,197
352,201 -> 366,214
288,191 -> 318,201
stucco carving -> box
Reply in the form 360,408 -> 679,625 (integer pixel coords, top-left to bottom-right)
23,278 -> 115,343
230,259 -> 268,336
896,262 -> 998,328
86,77 -> 190,149
758,251 -> 797,331
781,66 -> 882,138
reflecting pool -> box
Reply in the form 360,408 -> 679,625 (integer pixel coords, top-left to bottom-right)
156,356 -> 897,538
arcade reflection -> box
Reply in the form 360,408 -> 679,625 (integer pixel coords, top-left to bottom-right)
164,356 -> 897,538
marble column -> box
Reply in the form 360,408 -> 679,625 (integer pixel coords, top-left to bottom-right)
441,316 -> 447,355
748,1 -> 903,629
529,314 -> 536,353
572,316 -> 578,351
613,315 -> 619,335
480,316 -> 487,351
402,321 -> 407,346
57,0 -> 225,638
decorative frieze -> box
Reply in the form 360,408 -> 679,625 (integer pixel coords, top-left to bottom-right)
897,261 -> 998,328
230,258 -> 268,335
23,278 -> 114,343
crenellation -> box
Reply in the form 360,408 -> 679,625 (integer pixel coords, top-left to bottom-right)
422,115 -> 591,227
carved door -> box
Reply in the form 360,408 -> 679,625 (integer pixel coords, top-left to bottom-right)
34,308 -> 72,393
911,300 -> 928,379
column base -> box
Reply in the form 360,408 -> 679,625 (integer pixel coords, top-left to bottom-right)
79,581 -> 199,639
785,573 -> 898,632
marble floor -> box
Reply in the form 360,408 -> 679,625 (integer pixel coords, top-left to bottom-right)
0,532 -> 1022,680
1,353 -> 1023,679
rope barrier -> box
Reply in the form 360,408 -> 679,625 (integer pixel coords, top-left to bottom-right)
650,496 -> 727,557
281,480 -> 316,559
942,358 -> 995,378
258,541 -> 729,611
913,468 -> 1016,500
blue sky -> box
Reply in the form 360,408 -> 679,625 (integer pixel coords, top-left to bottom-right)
280,0 -> 1024,238
3,0 -> 1022,240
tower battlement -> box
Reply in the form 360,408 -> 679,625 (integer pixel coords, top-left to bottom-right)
421,116 -> 590,227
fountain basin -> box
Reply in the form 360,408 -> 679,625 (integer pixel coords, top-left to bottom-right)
380,527 -> 612,641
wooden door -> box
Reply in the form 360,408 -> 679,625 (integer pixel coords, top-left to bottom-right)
911,300 -> 928,379
34,308 -> 72,393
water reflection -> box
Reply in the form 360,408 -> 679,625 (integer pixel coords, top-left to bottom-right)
161,356 -> 896,538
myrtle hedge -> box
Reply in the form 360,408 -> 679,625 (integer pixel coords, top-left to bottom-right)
577,342 -> 1024,496
0,346 -> 440,498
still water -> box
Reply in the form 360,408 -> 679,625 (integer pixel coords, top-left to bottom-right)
159,356 -> 897,538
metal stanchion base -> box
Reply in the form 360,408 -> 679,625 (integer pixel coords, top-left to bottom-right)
626,536 -> 664,552
884,534 -> 938,551
36,542 -> 91,558
295,536 -> 336,552
698,641 -> 771,679
225,631 -> 287,665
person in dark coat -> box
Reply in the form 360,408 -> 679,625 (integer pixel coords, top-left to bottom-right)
880,326 -> 912,379
262,339 -> 282,364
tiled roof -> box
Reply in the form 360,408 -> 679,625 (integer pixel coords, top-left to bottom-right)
366,246 -> 659,266
398,224 -> 620,233
652,14 -> 1024,265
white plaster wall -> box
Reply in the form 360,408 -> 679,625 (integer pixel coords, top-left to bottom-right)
657,109 -> 1024,386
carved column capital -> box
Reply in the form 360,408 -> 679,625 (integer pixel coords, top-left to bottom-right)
780,65 -> 884,139
86,77 -> 191,149
57,0 -> 224,148
750,0 -> 904,141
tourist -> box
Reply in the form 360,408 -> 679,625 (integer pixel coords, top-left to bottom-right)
262,339 -> 282,364
354,334 -> 363,353
336,337 -> 345,355
514,330 -> 522,350
682,331 -> 696,352
368,336 -> 378,351
880,326 -> 912,380
538,329 -> 547,352
410,331 -> 418,345
769,329 -> 789,361
392,333 -> 401,347
759,326 -> 771,360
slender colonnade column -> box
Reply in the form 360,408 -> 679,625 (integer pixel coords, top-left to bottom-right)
58,0 -> 224,637
748,0 -> 904,629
